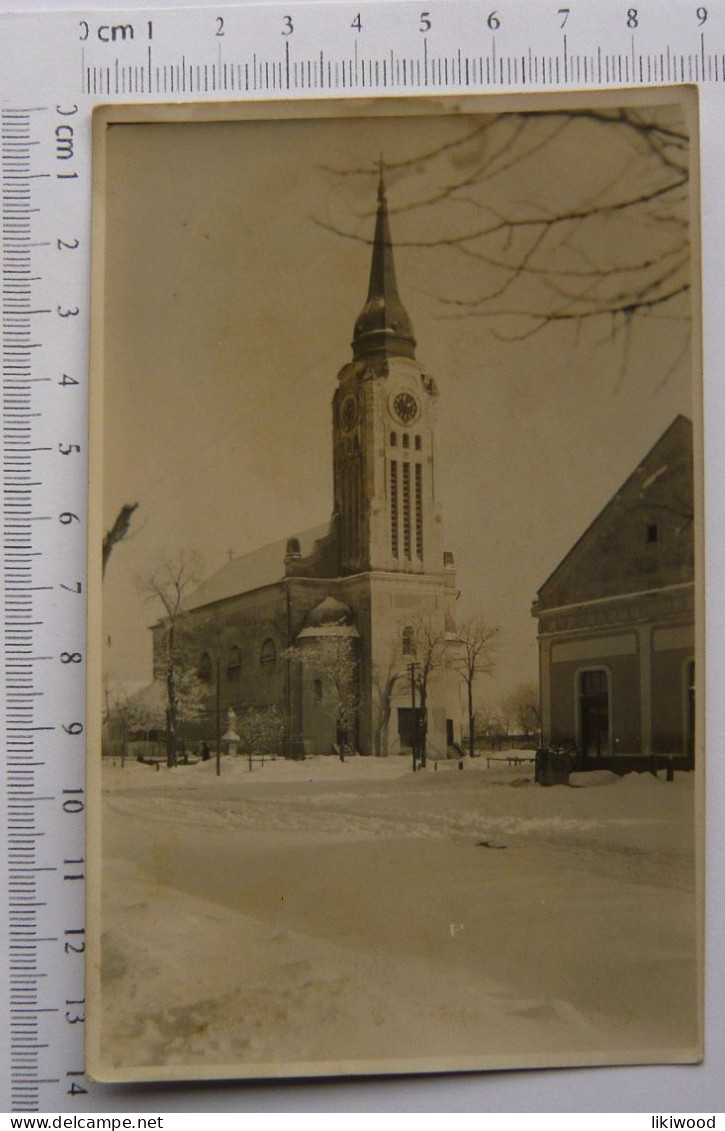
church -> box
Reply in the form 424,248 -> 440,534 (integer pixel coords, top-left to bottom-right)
152,173 -> 462,759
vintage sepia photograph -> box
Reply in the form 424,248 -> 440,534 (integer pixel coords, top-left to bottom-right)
87,90 -> 703,1082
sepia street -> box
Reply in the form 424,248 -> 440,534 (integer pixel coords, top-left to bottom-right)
99,756 -> 698,1075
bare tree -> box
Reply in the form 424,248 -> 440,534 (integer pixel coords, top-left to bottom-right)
172,664 -> 207,757
474,704 -> 506,751
500,681 -> 542,743
140,551 -> 205,767
289,630 -> 360,750
451,616 -> 499,758
102,681 -> 133,765
371,653 -> 402,758
409,616 -> 449,769
236,706 -> 286,770
321,107 -> 690,348
122,694 -> 165,738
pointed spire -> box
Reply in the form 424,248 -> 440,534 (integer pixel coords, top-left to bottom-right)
352,161 -> 416,362
376,152 -> 386,204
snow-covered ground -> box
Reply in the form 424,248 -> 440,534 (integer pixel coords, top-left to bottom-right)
95,754 -> 700,1080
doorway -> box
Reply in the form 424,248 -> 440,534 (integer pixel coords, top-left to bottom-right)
398,706 -> 426,749
397,707 -> 416,749
579,669 -> 610,757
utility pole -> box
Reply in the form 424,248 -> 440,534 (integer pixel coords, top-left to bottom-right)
215,657 -> 221,777
409,661 -> 419,772
420,691 -> 427,770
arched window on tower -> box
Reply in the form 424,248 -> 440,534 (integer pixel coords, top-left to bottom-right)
390,460 -> 399,558
260,638 -> 277,667
415,434 -> 422,450
226,645 -> 242,683
402,625 -> 416,657
313,678 -> 323,703
402,433 -> 410,449
198,652 -> 212,683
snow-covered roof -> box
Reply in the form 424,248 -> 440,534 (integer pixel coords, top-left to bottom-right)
297,623 -> 359,639
297,596 -> 359,639
186,524 -> 329,611
105,679 -> 148,701
121,679 -> 167,712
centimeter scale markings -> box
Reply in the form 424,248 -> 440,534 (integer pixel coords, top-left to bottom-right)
83,37 -> 725,99
2,105 -> 55,1114
0,0 -> 718,1112
2,100 -> 87,1112
79,15 -> 725,99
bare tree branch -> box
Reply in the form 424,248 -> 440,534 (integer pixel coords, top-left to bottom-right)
318,107 -> 690,341
102,503 -> 138,577
140,551 -> 204,767
450,617 -> 499,759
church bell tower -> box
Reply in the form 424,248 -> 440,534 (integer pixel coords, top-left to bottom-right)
333,171 -> 445,578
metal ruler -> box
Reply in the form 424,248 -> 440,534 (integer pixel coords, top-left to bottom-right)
1,0 -> 722,1112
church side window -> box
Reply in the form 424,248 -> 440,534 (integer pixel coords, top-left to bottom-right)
260,638 -> 277,666
415,463 -> 423,559
402,461 -> 411,558
198,652 -> 212,683
390,460 -> 399,558
226,645 -> 242,683
313,678 -> 323,703
402,626 -> 416,657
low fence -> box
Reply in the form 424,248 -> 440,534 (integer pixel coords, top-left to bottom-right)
468,735 -> 539,753
484,753 -> 536,769
535,748 -> 694,785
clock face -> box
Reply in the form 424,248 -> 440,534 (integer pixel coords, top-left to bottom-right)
393,391 -> 418,424
341,396 -> 357,431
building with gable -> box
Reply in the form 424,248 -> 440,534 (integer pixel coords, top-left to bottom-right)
532,415 -> 695,763
151,173 -> 461,758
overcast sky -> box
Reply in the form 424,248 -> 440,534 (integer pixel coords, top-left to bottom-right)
100,97 -> 694,708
